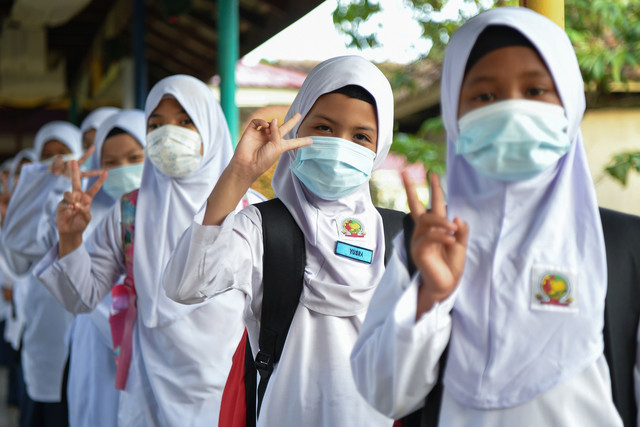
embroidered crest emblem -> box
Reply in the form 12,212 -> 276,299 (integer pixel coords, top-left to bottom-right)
531,265 -> 578,313
341,218 -> 365,237
536,274 -> 573,306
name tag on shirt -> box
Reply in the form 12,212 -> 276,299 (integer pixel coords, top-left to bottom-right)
335,241 -> 373,264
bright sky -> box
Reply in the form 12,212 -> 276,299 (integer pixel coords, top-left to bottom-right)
242,0 -> 434,65
243,0 -> 491,65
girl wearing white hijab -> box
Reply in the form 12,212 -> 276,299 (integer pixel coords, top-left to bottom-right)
1,148 -> 38,375
66,109 -> 146,427
350,7 -> 623,426
35,74 -> 261,426
162,55 -> 396,426
80,106 -> 120,152
1,121 -> 82,427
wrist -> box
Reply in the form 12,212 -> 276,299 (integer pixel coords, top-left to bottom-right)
58,233 -> 83,258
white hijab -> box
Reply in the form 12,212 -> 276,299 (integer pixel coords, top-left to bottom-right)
33,121 -> 82,161
441,7 -> 606,408
8,148 -> 38,191
272,55 -> 394,316
80,106 -> 120,134
90,109 -> 146,208
137,74 -> 234,327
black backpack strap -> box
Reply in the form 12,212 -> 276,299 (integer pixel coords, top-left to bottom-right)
401,214 -> 448,427
376,207 -> 407,265
252,198 -> 306,418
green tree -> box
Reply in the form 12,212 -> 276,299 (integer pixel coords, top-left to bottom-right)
334,0 -> 640,185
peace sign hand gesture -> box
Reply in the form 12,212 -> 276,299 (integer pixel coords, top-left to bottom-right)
56,160 -> 107,257
403,171 -> 469,318
48,146 -> 105,180
203,114 -> 312,226
230,113 -> 312,184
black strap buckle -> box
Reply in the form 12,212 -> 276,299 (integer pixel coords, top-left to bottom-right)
255,351 -> 273,378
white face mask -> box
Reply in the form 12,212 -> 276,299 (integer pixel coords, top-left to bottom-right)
144,125 -> 203,178
102,163 -> 144,200
455,99 -> 571,181
290,136 -> 376,200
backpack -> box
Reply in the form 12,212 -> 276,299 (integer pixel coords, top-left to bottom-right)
218,198 -> 408,426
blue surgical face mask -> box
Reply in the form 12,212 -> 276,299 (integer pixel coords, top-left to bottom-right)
290,136 -> 376,200
455,99 -> 571,181
102,163 -> 144,200
81,156 -> 94,171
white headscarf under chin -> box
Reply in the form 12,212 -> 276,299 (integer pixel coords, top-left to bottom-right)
271,55 -> 394,316
441,7 -> 606,408
137,74 -> 234,328
33,121 -> 82,161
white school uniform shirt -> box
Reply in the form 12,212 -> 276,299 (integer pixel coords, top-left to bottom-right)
36,74 -> 263,426
163,55 -> 396,426
1,121 -> 81,402
351,7 -> 623,426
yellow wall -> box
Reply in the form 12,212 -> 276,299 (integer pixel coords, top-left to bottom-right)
581,108 -> 640,215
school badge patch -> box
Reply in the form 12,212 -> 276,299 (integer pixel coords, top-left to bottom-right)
341,218 -> 366,238
530,265 -> 578,313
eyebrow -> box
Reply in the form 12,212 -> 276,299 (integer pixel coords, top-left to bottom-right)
465,69 -> 552,86
314,114 -> 376,133
102,148 -> 143,158
149,109 -> 189,118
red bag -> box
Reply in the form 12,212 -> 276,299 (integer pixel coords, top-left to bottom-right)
218,329 -> 248,427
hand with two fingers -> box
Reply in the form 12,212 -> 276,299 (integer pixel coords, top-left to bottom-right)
204,113 -> 312,226
56,160 -> 108,257
402,170 -> 469,318
47,145 -> 105,181
229,113 -> 312,185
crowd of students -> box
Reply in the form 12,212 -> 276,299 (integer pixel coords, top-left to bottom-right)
0,7 -> 638,427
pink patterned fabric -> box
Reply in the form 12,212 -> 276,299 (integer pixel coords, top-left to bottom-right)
109,189 -> 138,390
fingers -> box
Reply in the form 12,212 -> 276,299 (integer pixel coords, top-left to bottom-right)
402,170 -> 426,221
429,172 -> 447,217
77,145 -> 95,166
249,119 -> 271,132
80,169 -> 106,179
49,156 -> 65,176
281,136 -> 312,153
70,161 -> 82,193
453,217 -> 469,247
277,113 -> 302,137
86,171 -> 108,199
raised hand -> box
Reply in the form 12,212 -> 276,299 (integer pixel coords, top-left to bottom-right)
229,114 -> 312,185
56,160 -> 107,257
203,114 -> 312,226
48,145 -> 105,180
402,171 -> 469,318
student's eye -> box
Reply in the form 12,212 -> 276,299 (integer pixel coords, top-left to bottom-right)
526,87 -> 545,96
129,154 -> 144,163
354,133 -> 371,143
147,122 -> 160,131
474,93 -> 495,102
315,124 -> 331,132
179,118 -> 194,126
